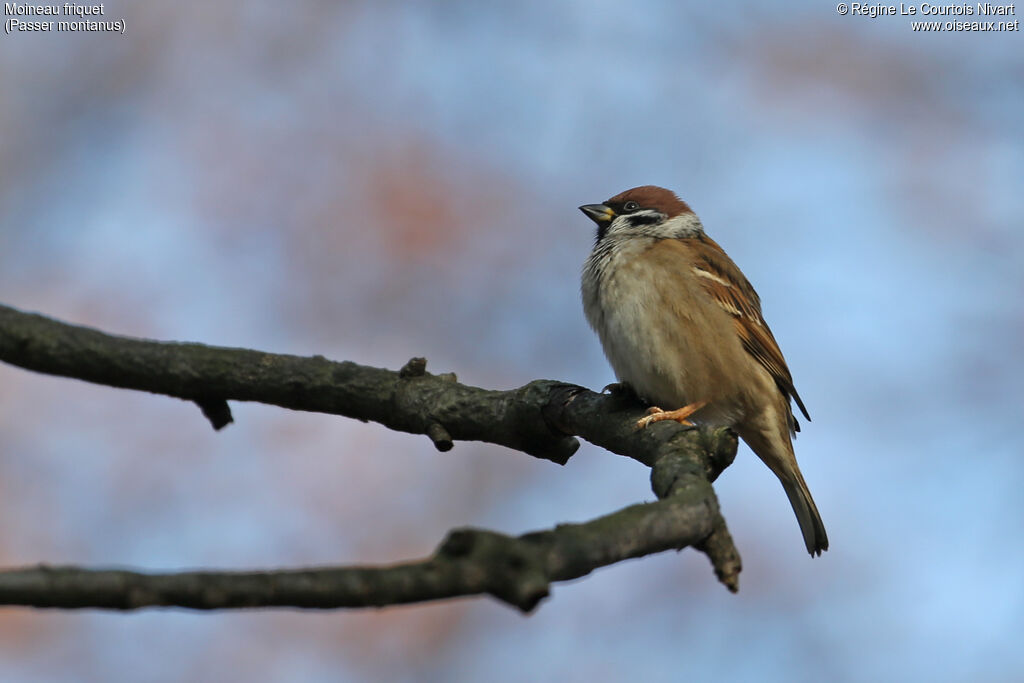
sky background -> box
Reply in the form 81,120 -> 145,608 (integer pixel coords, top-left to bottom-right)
1,1 -> 1023,681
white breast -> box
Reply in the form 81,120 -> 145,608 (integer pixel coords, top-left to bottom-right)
582,237 -> 745,426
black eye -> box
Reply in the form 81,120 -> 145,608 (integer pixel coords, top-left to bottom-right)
623,201 -> 639,212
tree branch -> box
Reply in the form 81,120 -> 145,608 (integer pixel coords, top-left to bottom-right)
0,303 -> 743,609
0,304 -> 580,462
0,441 -> 735,612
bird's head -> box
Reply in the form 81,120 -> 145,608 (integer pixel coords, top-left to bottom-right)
579,185 -> 701,242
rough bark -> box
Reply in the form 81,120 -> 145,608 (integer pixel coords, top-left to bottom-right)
0,303 -> 742,611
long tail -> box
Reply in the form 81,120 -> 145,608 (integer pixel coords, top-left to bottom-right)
740,415 -> 828,556
779,468 -> 829,556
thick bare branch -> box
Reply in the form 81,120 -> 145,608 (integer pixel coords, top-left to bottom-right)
0,303 -> 735,471
0,444 -> 734,612
0,303 -> 743,607
0,303 -> 578,462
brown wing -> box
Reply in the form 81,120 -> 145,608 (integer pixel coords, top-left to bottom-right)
686,235 -> 811,427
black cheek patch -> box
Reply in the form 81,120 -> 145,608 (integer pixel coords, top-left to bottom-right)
626,213 -> 661,226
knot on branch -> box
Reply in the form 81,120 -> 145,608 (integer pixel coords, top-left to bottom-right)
509,381 -> 583,465
426,422 -> 453,451
393,357 -> 458,452
399,357 -> 427,378
540,383 -> 588,436
193,397 -> 233,431
438,528 -> 550,612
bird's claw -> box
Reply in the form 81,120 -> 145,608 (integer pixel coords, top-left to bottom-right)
634,401 -> 708,430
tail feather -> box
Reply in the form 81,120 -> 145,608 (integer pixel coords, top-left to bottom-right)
780,470 -> 829,556
739,411 -> 828,556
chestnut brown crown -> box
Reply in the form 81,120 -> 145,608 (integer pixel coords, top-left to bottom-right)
605,186 -> 693,217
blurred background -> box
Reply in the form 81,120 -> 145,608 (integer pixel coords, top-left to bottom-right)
1,1 -> 1022,681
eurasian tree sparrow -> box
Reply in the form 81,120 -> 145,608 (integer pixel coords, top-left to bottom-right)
580,186 -> 828,556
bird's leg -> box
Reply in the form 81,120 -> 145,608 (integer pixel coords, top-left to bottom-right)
635,400 -> 708,429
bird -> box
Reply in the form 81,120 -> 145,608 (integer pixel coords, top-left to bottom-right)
579,185 -> 828,556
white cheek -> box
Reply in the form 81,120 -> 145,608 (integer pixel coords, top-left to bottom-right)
605,216 -> 638,238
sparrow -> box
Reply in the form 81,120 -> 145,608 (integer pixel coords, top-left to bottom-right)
580,186 -> 828,556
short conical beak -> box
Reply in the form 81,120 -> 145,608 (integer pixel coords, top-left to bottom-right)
579,204 -> 616,225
